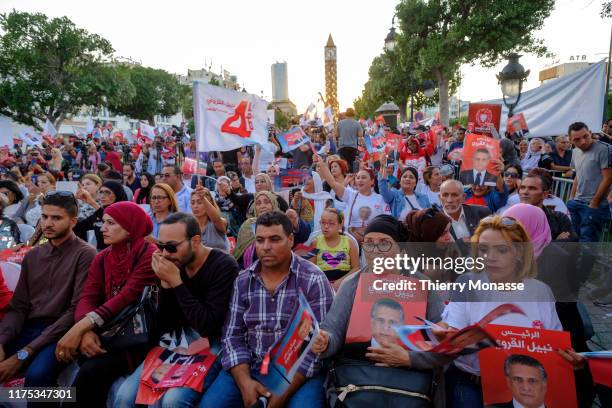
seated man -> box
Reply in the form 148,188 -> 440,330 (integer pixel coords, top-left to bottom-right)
114,212 -> 239,406
201,211 -> 333,408
0,192 -> 95,386
518,168 -> 577,241
440,179 -> 491,241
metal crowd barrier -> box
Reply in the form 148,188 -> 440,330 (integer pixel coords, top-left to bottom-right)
552,176 -> 574,203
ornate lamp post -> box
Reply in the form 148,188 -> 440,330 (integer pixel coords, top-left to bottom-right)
496,53 -> 529,118
384,16 -> 397,52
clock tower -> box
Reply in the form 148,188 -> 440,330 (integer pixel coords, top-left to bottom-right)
324,34 -> 339,117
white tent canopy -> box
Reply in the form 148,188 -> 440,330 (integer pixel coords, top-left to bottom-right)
482,59 -> 607,138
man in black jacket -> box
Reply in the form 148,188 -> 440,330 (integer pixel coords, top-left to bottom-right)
519,168 -> 577,241
440,179 -> 491,241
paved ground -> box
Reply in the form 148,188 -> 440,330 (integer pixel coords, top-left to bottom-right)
585,299 -> 612,351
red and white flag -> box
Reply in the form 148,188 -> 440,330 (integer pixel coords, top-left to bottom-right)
140,122 -> 157,141
193,83 -> 269,152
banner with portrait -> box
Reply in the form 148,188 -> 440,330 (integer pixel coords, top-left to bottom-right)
480,325 -> 576,408
459,133 -> 501,187
136,328 -> 217,405
344,273 -> 427,359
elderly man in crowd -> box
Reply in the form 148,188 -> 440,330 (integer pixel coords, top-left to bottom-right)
439,179 -> 491,242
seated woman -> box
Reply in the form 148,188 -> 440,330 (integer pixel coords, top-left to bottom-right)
496,163 -> 523,214
55,201 -> 157,408
77,173 -> 103,221
148,183 -> 179,239
312,214 -> 448,407
133,173 -> 155,205
0,180 -> 24,220
378,155 -> 430,220
17,172 -> 56,226
0,193 -> 20,250
440,215 -> 583,408
232,191 -> 279,269
226,172 -> 289,220
74,180 -> 128,250
309,208 -> 359,289
191,185 -> 230,252
419,166 -> 443,207
214,176 -> 241,237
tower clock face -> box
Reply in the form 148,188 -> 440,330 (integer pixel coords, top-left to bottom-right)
325,48 -> 336,60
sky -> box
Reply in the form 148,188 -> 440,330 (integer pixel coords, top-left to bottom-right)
0,0 -> 609,113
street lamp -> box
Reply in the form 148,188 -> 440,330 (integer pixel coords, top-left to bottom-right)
497,53 -> 530,118
384,16 -> 397,52
407,79 -> 436,122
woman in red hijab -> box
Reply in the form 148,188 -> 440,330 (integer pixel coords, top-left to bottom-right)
56,201 -> 157,407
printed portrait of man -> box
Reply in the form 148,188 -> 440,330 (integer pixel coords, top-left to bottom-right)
459,147 -> 497,186
490,354 -> 548,408
370,298 -> 404,347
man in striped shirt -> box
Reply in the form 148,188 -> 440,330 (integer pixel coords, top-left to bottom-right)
201,211 -> 334,408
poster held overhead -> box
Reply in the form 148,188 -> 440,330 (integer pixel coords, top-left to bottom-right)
467,103 -> 502,137
506,113 -> 530,139
459,133 -> 501,187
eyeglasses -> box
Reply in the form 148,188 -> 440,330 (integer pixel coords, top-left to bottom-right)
363,240 -> 394,253
481,215 -> 518,226
503,172 -> 519,178
156,239 -> 187,253
150,195 -> 169,201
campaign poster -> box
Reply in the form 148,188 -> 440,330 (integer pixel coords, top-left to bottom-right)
480,325 -> 576,408
136,330 -> 217,405
344,273 -> 427,359
256,290 -> 319,396
506,113 -> 530,138
276,126 -> 310,152
459,133 -> 501,187
467,103 -> 502,137
272,169 -> 310,191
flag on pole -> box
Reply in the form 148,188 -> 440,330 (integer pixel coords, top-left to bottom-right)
322,107 -> 334,129
72,126 -> 88,139
140,122 -> 157,141
43,119 -> 57,137
19,129 -> 43,146
276,127 -> 310,152
86,118 -> 95,134
193,83 -> 269,152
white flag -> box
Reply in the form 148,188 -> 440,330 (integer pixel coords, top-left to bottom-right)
43,119 -> 57,137
72,126 -> 88,139
19,128 -> 43,146
322,106 -> 334,129
140,122 -> 157,140
124,128 -> 134,143
86,118 -> 94,134
193,83 -> 269,152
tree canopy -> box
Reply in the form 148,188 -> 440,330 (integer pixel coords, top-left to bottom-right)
0,10 -> 134,129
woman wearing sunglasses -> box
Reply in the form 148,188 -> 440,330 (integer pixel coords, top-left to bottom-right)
74,180 -> 128,250
148,183 -> 179,239
56,201 -> 157,407
440,215 -> 583,408
312,214 -> 447,406
496,163 -> 523,214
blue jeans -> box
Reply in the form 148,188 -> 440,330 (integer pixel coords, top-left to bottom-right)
4,321 -> 65,387
114,359 -> 222,408
567,200 -> 611,242
199,369 -> 326,408
445,364 -> 483,408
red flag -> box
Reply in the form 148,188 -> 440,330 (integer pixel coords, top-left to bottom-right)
375,114 -> 386,125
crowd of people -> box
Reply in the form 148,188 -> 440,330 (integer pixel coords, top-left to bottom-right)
0,111 -> 609,408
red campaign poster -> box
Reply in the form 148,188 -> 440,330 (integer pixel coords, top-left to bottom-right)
467,103 -> 502,137
480,325 -> 576,408
384,133 -> 402,153
345,273 -> 427,346
459,133 -> 501,187
506,113 -> 530,137
181,158 -> 206,176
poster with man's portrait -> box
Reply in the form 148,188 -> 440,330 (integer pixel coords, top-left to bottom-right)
480,325 -> 577,408
344,274 -> 427,359
506,113 -> 530,140
459,133 -> 501,187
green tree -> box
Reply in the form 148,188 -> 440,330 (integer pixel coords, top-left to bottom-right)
0,11 -> 133,129
108,65 -> 183,124
395,0 -> 554,125
274,109 -> 290,130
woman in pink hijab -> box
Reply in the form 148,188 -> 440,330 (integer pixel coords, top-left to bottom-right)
503,203 -> 552,258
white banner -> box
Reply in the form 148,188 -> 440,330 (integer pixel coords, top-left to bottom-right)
482,59 -> 607,138
193,82 -> 269,152
43,119 -> 57,137
140,122 -> 157,140
0,116 -> 13,147
19,128 -> 43,146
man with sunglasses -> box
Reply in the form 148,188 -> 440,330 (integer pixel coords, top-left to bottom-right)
0,191 -> 95,386
115,212 -> 239,406
202,211 -> 333,408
